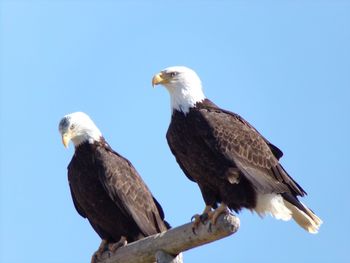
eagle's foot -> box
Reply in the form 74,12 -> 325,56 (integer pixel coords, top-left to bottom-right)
208,202 -> 229,225
191,214 -> 202,234
109,236 -> 127,252
191,205 -> 213,234
91,237 -> 127,263
91,239 -> 109,263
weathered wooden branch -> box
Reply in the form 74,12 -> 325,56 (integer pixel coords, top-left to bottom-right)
99,213 -> 240,263
155,250 -> 183,263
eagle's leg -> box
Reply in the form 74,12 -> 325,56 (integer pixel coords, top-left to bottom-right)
208,202 -> 229,225
108,236 -> 128,252
91,239 -> 109,263
191,205 -> 213,233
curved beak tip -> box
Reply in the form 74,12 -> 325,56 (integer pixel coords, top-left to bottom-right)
152,73 -> 163,88
62,134 -> 70,148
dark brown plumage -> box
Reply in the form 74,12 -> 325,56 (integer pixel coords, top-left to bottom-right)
167,99 -> 304,212
68,139 -> 169,243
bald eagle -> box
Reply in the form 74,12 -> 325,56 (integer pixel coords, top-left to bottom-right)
59,112 -> 170,261
153,66 -> 322,233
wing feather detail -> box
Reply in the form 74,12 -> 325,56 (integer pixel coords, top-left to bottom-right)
95,146 -> 167,236
192,104 -> 305,196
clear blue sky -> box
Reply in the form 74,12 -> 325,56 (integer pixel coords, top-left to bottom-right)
1,1 -> 349,262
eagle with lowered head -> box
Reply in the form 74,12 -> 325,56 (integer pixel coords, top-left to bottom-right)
152,66 -> 322,233
59,112 -> 170,262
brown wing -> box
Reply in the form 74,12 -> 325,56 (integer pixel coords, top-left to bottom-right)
94,144 -> 168,235
68,162 -> 116,239
193,104 -> 305,196
67,168 -> 87,219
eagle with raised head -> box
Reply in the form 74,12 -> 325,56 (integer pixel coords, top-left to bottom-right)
152,66 -> 322,233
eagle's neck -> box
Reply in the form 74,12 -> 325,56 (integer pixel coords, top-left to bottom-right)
168,84 -> 206,114
72,129 -> 102,148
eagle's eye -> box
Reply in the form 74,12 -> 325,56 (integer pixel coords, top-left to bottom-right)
70,124 -> 76,130
170,72 -> 178,77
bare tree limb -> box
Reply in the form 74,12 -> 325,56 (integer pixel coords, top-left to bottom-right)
99,213 -> 240,263
155,250 -> 183,263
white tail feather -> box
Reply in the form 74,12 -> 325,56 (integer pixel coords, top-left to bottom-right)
254,194 -> 292,221
254,193 -> 322,234
284,201 -> 323,234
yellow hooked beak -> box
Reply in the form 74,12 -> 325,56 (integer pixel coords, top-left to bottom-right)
61,132 -> 71,148
152,72 -> 168,87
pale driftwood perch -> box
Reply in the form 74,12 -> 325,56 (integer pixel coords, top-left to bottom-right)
155,250 -> 183,263
100,213 -> 240,263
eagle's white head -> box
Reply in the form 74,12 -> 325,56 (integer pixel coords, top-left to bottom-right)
58,112 -> 102,148
152,66 -> 206,114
